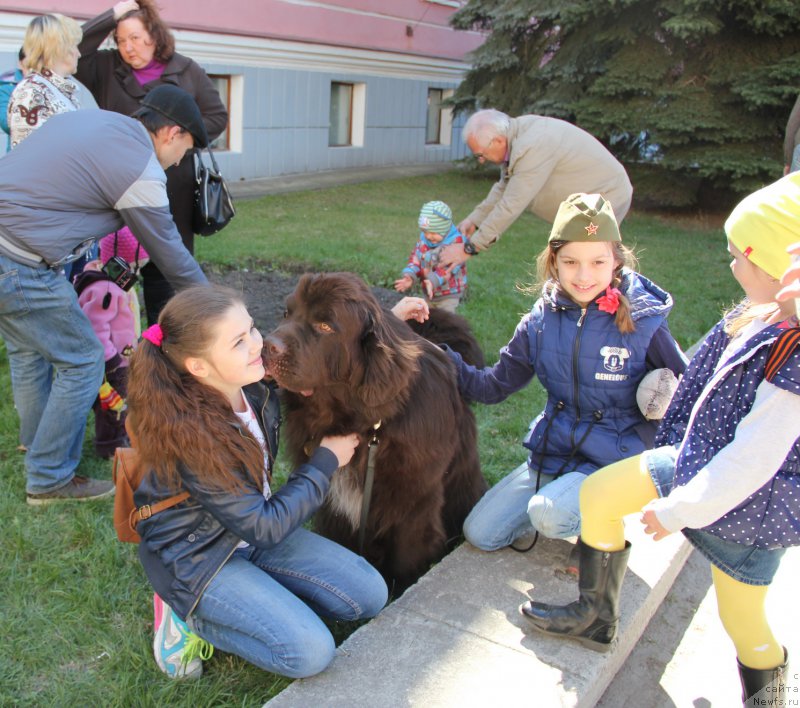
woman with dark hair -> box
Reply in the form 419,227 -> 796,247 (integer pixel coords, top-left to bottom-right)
76,0 -> 228,323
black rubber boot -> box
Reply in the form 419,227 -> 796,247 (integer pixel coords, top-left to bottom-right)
737,648 -> 788,705
520,539 -> 631,652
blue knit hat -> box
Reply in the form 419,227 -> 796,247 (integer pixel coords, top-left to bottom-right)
418,201 -> 453,236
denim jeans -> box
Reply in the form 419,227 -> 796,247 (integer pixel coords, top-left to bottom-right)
462,461 -> 584,550
189,527 -> 388,678
0,254 -> 104,493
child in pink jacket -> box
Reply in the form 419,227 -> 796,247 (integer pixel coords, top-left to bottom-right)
74,227 -> 148,457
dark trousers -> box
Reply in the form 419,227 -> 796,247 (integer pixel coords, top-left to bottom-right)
93,365 -> 129,459
142,157 -> 196,324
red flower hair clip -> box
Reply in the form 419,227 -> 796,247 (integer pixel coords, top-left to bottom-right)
596,286 -> 621,314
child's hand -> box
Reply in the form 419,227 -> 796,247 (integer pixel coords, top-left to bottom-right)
423,278 -> 434,299
391,297 -> 429,323
640,509 -> 671,541
320,433 -> 360,468
394,275 -> 413,293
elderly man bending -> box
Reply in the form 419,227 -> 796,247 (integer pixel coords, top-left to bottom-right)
441,109 -> 632,269
0,85 -> 208,505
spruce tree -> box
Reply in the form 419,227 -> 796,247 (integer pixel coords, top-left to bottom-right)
451,0 -> 800,208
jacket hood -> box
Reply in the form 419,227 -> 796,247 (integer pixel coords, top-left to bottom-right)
542,268 -> 673,321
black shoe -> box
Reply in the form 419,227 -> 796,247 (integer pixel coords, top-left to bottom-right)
737,648 -> 788,705
520,540 -> 631,651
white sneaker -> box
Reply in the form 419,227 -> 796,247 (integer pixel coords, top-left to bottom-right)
152,593 -> 213,679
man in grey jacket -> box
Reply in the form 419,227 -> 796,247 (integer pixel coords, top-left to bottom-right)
0,84 -> 208,504
440,109 -> 633,270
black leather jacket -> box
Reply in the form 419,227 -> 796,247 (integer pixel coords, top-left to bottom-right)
134,382 -> 339,620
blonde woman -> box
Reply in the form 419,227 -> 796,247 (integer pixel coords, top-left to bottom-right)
8,14 -> 82,148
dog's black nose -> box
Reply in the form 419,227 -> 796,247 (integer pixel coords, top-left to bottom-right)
264,336 -> 286,357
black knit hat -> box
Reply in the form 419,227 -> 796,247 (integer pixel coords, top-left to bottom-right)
135,85 -> 208,148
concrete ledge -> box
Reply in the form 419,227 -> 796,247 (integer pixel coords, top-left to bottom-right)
265,519 -> 691,708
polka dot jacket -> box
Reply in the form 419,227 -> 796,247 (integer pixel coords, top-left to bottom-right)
656,315 -> 800,549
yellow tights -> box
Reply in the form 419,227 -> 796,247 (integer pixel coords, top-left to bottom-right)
579,454 -> 784,669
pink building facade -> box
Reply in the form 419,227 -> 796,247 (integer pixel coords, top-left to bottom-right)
0,1 -> 484,180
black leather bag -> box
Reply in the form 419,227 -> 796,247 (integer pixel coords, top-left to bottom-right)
192,147 -> 235,236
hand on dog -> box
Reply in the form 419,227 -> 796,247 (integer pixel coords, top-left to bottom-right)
320,433 -> 360,468
391,297 -> 429,323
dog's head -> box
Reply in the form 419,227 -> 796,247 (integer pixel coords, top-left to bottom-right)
263,273 -> 421,410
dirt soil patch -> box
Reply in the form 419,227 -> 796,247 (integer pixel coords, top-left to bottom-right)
206,265 -> 403,335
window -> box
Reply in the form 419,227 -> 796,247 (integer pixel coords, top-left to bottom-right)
329,82 -> 352,146
426,88 -> 454,146
208,74 -> 230,150
329,81 -> 366,147
426,89 -> 443,144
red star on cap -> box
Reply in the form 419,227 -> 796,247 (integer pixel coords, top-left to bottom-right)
585,222 -> 599,236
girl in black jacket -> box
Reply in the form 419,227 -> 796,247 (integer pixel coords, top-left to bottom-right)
127,285 -> 388,679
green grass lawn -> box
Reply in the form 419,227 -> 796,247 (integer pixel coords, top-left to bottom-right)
0,170 -> 740,705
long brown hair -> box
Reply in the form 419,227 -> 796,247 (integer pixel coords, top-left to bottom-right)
532,240 -> 639,334
127,285 -> 265,493
115,0 -> 175,63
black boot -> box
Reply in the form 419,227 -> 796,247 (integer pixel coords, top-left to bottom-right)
737,648 -> 788,705
520,539 -> 631,652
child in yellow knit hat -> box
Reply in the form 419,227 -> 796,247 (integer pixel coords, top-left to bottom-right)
522,173 -> 800,704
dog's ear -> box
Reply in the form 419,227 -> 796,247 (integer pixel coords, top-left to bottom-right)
358,305 -> 419,409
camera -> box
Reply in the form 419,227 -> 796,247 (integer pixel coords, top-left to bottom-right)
102,255 -> 138,292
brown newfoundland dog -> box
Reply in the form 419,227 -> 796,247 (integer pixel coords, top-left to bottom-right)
263,272 -> 487,592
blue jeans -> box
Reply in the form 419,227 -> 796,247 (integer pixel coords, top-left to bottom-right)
0,254 -> 104,493
189,527 -> 388,678
462,461 -> 584,550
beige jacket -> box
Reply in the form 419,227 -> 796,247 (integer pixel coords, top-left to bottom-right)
783,94 -> 800,166
467,115 -> 633,250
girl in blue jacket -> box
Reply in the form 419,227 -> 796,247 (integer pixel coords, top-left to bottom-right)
127,285 -> 388,679
449,193 -> 685,553
523,173 -> 800,704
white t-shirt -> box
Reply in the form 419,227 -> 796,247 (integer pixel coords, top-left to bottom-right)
234,395 -> 272,549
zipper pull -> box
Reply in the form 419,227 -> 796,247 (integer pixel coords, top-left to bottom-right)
577,308 -> 587,328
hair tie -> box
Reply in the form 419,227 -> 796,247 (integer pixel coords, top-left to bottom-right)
142,324 -> 164,347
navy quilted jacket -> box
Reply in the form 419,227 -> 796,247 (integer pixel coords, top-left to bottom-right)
451,270 -> 685,478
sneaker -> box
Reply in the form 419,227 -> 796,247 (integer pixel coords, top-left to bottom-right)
153,593 -> 213,679
27,476 -> 115,506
